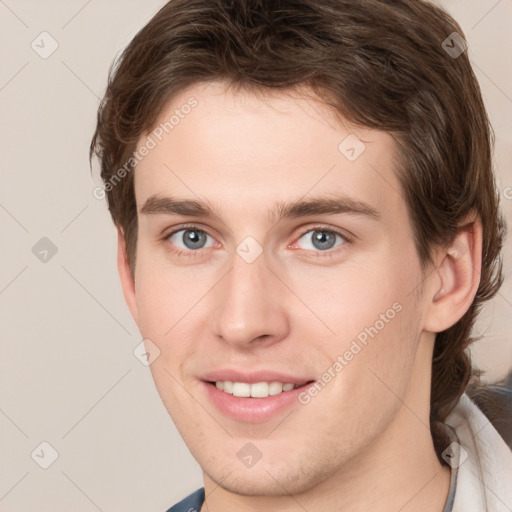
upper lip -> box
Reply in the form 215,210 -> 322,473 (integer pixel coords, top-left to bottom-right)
201,369 -> 314,385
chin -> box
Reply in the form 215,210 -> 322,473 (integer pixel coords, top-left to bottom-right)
207,468 -> 308,496
202,451 -> 338,497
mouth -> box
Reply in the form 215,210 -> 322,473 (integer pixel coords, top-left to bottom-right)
207,380 -> 310,398
200,374 -> 316,422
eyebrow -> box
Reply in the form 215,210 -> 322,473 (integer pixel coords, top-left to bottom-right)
140,194 -> 380,222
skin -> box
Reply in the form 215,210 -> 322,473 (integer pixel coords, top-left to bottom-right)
117,80 -> 482,511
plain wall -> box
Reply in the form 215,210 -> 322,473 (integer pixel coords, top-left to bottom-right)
1,1 -> 511,510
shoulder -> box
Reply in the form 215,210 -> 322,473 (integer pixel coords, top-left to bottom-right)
467,375 -> 512,449
164,488 -> 205,512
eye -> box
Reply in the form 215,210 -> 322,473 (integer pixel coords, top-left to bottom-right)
167,228 -> 215,251
295,229 -> 346,251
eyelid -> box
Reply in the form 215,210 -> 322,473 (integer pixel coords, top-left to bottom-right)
163,223 -> 220,253
292,224 -> 354,245
163,223 -> 216,240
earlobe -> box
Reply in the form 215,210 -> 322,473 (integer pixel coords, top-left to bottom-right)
117,227 -> 140,327
423,218 -> 482,333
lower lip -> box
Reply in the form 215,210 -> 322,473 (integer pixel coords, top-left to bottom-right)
202,381 -> 314,423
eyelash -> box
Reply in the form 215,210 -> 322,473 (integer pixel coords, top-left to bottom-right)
163,224 -> 352,259
290,225 -> 351,260
163,223 -> 214,259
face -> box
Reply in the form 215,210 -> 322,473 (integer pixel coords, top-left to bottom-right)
124,81 -> 437,495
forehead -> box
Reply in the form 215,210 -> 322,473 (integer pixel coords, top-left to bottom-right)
133,80 -> 406,225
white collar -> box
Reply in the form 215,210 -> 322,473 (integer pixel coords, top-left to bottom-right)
443,393 -> 512,512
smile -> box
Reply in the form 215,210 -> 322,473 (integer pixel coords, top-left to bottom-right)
202,376 -> 315,422
213,380 -> 303,398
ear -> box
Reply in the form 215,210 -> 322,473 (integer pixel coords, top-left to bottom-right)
117,227 -> 140,327
423,217 -> 482,333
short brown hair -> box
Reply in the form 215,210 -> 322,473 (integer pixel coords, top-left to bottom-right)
90,0 -> 506,460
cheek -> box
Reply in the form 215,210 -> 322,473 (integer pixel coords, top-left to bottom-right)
134,240 -> 194,322
134,270 -> 171,338
284,256 -> 412,336
133,247 -> 217,369
294,268 -> 422,442
288,253 -> 423,387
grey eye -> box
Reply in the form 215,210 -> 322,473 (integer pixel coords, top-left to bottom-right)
169,229 -> 212,250
297,230 -> 344,251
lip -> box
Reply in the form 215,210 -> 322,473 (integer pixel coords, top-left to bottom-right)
200,369 -> 312,385
199,369 -> 315,423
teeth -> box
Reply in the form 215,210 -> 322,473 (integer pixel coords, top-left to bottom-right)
232,382 -> 251,397
251,382 -> 269,397
214,381 -> 298,398
269,382 -> 284,395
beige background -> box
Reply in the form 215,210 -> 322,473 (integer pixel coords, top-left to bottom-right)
0,1 -> 511,510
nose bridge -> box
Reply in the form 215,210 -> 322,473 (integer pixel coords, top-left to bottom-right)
213,250 -> 289,347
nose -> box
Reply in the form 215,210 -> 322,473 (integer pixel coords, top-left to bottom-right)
212,251 -> 290,350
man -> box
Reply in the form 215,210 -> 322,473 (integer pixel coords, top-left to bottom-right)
90,0 -> 512,510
